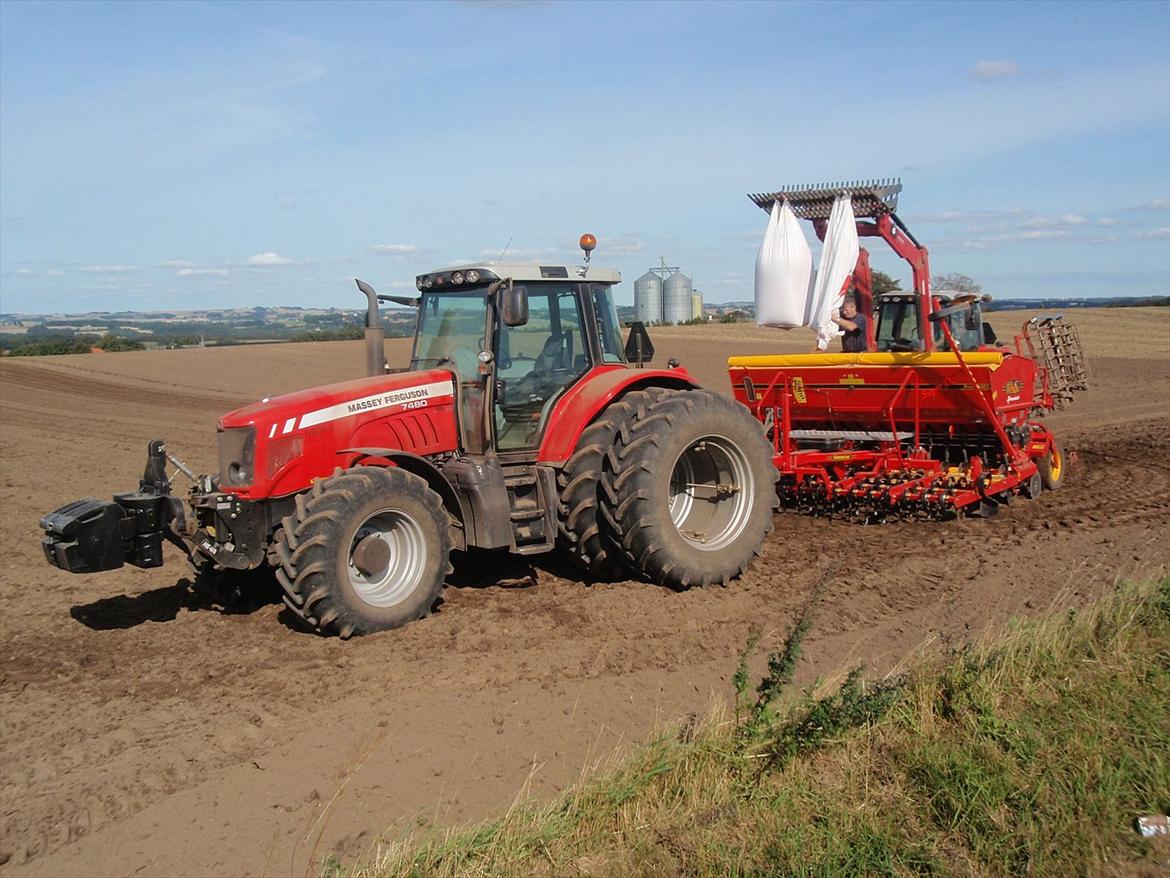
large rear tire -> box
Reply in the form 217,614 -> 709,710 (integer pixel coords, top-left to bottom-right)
273,466 -> 452,637
557,387 -> 668,581
600,389 -> 776,588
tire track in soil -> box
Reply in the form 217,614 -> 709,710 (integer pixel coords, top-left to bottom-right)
0,360 -> 247,413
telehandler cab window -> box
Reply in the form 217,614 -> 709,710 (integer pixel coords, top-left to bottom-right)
875,298 -> 923,351
932,305 -> 984,352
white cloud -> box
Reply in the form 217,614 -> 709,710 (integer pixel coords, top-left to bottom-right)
246,251 -> 296,266
602,235 -> 645,256
1118,199 -> 1169,211
914,207 -> 1159,252
177,267 -> 230,277
478,247 -> 559,260
970,60 -> 1020,82
1018,229 -> 1069,240
910,209 -> 1028,225
82,264 -> 139,274
16,268 -> 34,276
370,243 -> 418,255
1138,226 -> 1170,239
1023,214 -> 1085,229
45,268 -> 63,276
157,259 -> 195,269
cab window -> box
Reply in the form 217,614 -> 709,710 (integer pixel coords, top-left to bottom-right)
875,299 -> 922,351
932,305 -> 984,352
495,285 -> 590,450
590,283 -> 626,364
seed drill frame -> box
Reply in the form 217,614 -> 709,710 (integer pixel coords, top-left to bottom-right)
730,180 -> 1087,519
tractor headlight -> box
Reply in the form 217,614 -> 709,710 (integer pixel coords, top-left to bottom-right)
217,427 -> 256,487
265,433 -> 303,479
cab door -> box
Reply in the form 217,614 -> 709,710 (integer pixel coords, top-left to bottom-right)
494,284 -> 591,450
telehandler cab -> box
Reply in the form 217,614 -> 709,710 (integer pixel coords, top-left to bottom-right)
41,237 -> 776,637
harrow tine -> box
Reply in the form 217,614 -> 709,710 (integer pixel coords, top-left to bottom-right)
748,178 -> 903,218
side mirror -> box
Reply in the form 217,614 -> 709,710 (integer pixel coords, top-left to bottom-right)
501,282 -> 529,327
624,321 -> 655,367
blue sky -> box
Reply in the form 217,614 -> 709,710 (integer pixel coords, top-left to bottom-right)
1,0 -> 1168,314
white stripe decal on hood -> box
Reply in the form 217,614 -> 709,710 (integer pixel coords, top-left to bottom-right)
296,379 -> 454,431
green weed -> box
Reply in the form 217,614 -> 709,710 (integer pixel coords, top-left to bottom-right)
342,579 -> 1170,878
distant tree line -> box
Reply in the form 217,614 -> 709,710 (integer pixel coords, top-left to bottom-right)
1102,296 -> 1169,307
0,318 -> 414,357
3,333 -> 146,356
290,324 -> 366,342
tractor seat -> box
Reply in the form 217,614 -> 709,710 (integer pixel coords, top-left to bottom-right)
532,330 -> 573,374
499,331 -> 576,423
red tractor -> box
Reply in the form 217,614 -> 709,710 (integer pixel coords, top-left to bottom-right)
732,180 -> 1089,520
41,238 -> 776,637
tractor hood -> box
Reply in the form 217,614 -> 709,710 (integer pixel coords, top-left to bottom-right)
219,368 -> 456,438
215,367 -> 460,499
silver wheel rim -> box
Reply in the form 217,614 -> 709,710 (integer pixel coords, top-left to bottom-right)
346,509 -> 427,607
668,434 -> 754,551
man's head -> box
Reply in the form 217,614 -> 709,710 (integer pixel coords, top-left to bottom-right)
841,297 -> 858,319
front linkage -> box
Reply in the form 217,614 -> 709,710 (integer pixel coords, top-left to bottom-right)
41,439 -> 277,580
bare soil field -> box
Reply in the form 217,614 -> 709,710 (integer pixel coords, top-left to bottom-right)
1,307 -> 1168,876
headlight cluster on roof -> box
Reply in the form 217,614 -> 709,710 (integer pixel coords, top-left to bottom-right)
416,267 -> 498,291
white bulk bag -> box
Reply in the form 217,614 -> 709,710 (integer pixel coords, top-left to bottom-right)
810,195 -> 859,350
755,200 -> 812,328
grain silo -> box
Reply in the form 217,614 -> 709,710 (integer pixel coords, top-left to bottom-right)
691,289 -> 704,320
633,271 -> 663,323
662,271 -> 693,324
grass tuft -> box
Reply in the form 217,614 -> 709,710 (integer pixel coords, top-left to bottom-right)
342,579 -> 1170,878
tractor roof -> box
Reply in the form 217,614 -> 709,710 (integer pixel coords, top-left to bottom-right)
417,261 -> 621,291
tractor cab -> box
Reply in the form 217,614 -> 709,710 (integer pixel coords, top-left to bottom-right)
409,261 -> 628,453
874,291 -> 986,353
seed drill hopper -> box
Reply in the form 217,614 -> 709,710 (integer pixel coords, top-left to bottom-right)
731,179 -> 1089,519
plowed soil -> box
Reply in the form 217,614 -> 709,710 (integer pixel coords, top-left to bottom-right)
1,308 -> 1167,876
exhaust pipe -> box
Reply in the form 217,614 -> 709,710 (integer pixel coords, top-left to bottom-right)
356,278 -> 388,378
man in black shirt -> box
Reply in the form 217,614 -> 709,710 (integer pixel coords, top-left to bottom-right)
830,296 -> 868,353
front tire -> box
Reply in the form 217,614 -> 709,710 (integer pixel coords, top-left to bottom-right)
601,389 -> 777,588
273,466 -> 452,637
